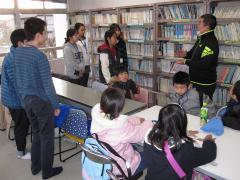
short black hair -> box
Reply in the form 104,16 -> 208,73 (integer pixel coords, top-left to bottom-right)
24,17 -> 46,41
233,80 -> 240,102
110,23 -> 121,32
114,64 -> 128,76
74,23 -> 85,31
104,29 -> 116,46
200,14 -> 217,30
100,88 -> 125,120
10,29 -> 26,48
148,104 -> 192,149
173,71 -> 190,86
65,28 -> 77,43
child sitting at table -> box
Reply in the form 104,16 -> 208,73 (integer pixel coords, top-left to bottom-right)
109,65 -> 140,99
169,71 -> 216,118
222,80 -> 240,130
143,104 -> 217,180
91,88 -> 153,176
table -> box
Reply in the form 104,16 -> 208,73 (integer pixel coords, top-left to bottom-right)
132,106 -> 240,180
52,77 -> 146,115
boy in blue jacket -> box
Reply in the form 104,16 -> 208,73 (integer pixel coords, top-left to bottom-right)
1,29 -> 30,160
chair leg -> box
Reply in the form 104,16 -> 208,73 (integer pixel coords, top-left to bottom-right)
54,128 -> 80,162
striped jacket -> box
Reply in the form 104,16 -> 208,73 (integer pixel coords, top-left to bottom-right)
13,46 -> 59,109
1,46 -> 22,108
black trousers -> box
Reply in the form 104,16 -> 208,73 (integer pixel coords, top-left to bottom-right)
9,108 -> 29,152
24,95 -> 54,177
193,83 -> 216,107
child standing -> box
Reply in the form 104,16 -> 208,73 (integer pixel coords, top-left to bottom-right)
144,104 -> 217,180
109,65 -> 139,99
98,29 -> 120,84
222,80 -> 240,130
1,29 -> 30,160
91,88 -> 153,176
169,71 -> 216,118
63,28 -> 85,85
13,17 -> 62,179
75,23 -> 91,87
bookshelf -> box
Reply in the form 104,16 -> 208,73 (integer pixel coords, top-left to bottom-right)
156,0 -> 206,106
67,0 -> 240,107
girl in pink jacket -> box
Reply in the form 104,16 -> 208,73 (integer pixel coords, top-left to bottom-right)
91,88 -> 153,176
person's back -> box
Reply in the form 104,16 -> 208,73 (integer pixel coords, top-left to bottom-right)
143,104 -> 217,180
91,88 -> 152,176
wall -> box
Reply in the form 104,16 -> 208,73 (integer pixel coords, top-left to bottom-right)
67,0 -> 178,12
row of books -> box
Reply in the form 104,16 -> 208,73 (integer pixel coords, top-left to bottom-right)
127,44 -> 153,57
124,28 -> 154,41
71,14 -> 90,25
93,14 -> 118,25
157,77 -> 172,94
92,27 -> 109,39
121,10 -> 153,25
217,65 -> 240,84
158,4 -> 204,20
92,42 -> 103,53
128,72 -> 153,88
219,46 -> 240,60
157,60 -> 189,74
128,59 -> 153,73
158,42 -> 193,57
158,24 -> 197,40
213,88 -> 230,107
213,5 -> 240,18
215,23 -> 240,42
157,94 -> 170,107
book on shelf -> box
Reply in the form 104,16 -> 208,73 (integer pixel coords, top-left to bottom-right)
157,93 -> 170,106
128,72 -> 153,88
128,58 -> 153,73
127,44 -> 153,57
92,42 -> 103,53
93,13 -> 118,25
158,4 -> 204,20
158,24 -> 197,40
213,5 -> 240,18
158,77 -> 172,94
121,10 -> 153,25
159,42 -> 193,57
92,27 -> 109,40
71,14 -> 90,25
219,46 -> 240,60
215,23 -> 240,42
124,28 -> 154,41
213,87 -> 230,107
217,65 -> 240,85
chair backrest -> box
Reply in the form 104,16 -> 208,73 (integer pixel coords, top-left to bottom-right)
92,81 -> 108,92
134,87 -> 149,105
216,106 -> 227,118
61,108 -> 89,139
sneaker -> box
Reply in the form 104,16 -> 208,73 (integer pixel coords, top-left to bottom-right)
17,152 -> 31,160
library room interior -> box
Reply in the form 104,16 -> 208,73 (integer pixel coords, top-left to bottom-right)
0,0 -> 240,179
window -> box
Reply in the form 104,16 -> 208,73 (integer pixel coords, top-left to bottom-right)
0,15 -> 15,54
18,0 -> 44,9
44,2 -> 66,9
0,0 -> 14,9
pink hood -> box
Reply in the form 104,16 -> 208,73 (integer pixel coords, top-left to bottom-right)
91,104 -> 153,176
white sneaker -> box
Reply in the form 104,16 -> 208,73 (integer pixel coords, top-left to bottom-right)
17,152 -> 31,160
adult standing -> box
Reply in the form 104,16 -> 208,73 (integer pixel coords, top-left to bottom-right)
110,23 -> 128,69
75,23 -> 91,87
177,14 -> 219,106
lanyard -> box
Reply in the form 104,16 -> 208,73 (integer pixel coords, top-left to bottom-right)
80,40 -> 88,53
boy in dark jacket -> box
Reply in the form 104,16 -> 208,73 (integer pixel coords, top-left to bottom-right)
110,65 -> 139,99
222,80 -> 240,130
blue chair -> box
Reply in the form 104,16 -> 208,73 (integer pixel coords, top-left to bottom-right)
56,106 -> 91,162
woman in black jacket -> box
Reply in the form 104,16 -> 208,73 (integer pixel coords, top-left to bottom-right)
143,104 -> 217,180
